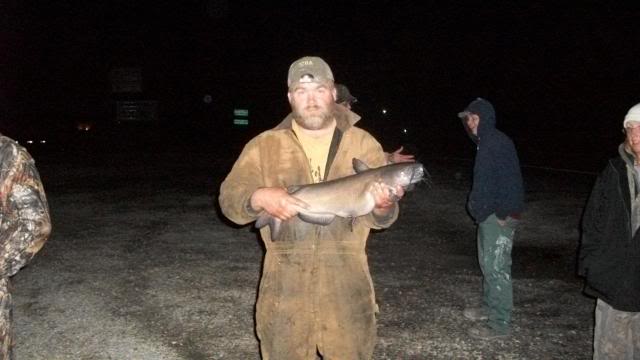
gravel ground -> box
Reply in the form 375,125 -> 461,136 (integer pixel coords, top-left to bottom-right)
11,153 -> 595,359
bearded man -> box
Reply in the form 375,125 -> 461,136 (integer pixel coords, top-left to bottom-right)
219,56 -> 403,359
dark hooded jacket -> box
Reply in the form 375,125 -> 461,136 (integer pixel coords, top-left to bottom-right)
463,98 -> 524,222
578,146 -> 640,311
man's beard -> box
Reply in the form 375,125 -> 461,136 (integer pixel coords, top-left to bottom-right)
292,105 -> 334,130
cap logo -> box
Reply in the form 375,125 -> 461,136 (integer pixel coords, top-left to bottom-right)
297,60 -> 314,67
299,74 -> 315,83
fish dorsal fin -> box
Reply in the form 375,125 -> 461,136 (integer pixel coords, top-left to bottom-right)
287,185 -> 303,194
352,158 -> 370,173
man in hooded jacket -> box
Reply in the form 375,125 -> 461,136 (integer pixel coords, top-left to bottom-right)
457,98 -> 524,340
579,102 -> 640,358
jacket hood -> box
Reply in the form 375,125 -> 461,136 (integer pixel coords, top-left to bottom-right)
619,143 -> 637,167
461,98 -> 496,140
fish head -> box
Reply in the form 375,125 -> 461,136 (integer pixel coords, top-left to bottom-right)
383,162 -> 426,188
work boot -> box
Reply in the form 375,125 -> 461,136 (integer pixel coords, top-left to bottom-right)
467,323 -> 510,340
463,306 -> 488,321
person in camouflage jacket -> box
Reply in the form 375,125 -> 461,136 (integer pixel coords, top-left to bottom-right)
0,134 -> 51,359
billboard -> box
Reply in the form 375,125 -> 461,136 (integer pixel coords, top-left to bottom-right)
116,101 -> 158,122
109,67 -> 142,93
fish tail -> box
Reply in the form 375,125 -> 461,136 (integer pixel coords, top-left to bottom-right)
255,213 -> 282,240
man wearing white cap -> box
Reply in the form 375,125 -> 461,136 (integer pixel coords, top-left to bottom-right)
219,56 -> 403,359
579,102 -> 640,358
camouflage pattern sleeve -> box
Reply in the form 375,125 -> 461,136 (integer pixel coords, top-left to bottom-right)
0,137 -> 51,278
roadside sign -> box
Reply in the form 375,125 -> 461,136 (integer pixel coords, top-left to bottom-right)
233,108 -> 249,126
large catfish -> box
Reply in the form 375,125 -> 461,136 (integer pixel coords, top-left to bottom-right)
255,158 -> 426,240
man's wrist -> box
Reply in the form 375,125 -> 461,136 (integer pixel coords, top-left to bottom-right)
245,197 -> 260,216
247,189 -> 264,215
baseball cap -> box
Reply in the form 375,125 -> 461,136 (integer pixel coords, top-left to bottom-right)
335,84 -> 357,104
287,56 -> 334,87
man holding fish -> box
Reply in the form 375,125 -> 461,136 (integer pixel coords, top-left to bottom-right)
219,56 -> 424,359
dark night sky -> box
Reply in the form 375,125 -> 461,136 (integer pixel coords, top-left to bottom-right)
2,1 -> 640,170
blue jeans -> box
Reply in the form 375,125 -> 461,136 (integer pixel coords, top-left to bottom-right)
477,213 -> 517,331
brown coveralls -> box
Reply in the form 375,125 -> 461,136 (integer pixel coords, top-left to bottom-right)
0,135 -> 51,359
219,108 -> 398,359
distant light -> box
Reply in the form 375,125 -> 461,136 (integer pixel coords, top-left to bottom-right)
381,109 -> 388,115
233,119 -> 249,126
77,122 -> 92,131
203,94 -> 212,104
40,140 -> 46,144
27,140 -> 33,144
402,128 -> 408,134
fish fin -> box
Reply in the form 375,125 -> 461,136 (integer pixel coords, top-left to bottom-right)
256,213 -> 282,240
270,220 -> 282,240
255,212 -> 271,229
352,158 -> 370,173
287,185 -> 303,193
298,212 -> 336,226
